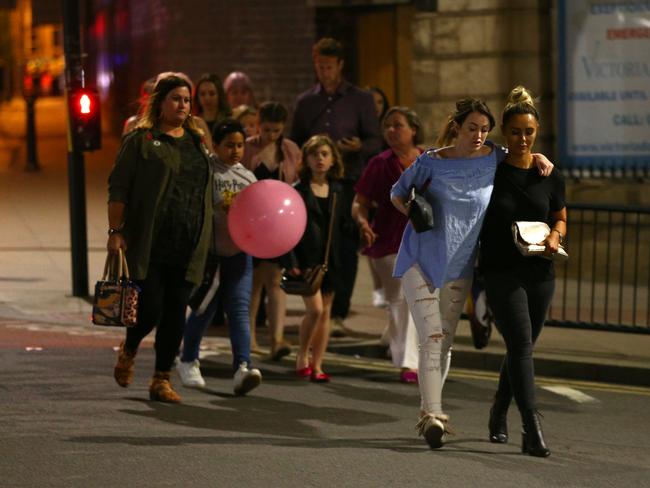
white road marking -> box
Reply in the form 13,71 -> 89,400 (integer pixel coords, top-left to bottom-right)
543,385 -> 599,403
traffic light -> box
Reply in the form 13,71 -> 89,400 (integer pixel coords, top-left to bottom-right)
69,88 -> 101,151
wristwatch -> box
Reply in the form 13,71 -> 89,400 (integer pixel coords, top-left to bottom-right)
108,227 -> 123,236
551,229 -> 563,244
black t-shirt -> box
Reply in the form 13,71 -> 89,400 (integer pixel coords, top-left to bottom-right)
479,163 -> 566,281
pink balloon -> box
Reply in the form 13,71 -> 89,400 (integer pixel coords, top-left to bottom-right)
228,180 -> 307,259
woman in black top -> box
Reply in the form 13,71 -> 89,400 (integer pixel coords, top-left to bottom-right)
479,86 -> 567,457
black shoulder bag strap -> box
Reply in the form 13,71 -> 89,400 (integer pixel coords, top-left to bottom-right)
322,192 -> 338,271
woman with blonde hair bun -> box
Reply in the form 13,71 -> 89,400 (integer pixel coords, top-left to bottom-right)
480,85 -> 566,457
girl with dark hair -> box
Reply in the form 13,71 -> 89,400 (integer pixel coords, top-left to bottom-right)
193,73 -> 232,133
242,101 -> 301,359
109,74 -> 214,403
480,86 -> 566,457
391,96 -> 554,448
352,106 -> 423,384
287,135 -> 347,382
177,119 -> 262,396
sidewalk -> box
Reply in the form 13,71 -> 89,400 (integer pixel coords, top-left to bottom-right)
1,97 -> 650,387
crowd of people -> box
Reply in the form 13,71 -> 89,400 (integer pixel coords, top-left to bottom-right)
106,37 -> 566,457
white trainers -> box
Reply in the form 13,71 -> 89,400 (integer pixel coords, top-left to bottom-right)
175,358 -> 206,388
233,362 -> 262,396
372,288 -> 387,308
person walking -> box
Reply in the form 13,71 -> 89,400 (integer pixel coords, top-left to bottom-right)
242,101 -> 301,359
352,106 -> 422,383
109,74 -> 213,403
176,119 -> 262,396
193,73 -> 231,134
480,86 -> 566,457
390,97 -> 554,448
287,135 -> 347,382
290,37 -> 382,335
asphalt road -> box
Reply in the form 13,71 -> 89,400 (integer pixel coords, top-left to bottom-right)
2,320 -> 650,488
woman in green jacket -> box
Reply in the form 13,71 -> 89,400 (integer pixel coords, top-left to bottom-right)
108,74 -> 213,403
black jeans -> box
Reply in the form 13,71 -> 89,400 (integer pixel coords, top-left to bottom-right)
331,180 -> 359,320
485,271 -> 555,414
125,262 -> 193,372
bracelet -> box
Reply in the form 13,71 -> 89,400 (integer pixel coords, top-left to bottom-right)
108,227 -> 123,236
551,228 -> 563,243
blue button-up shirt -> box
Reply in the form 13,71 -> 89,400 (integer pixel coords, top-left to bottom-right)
391,142 -> 505,288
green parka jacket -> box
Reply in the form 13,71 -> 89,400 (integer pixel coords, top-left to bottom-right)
108,127 -> 213,285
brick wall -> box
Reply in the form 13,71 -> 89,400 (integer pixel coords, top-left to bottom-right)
95,0 -> 317,133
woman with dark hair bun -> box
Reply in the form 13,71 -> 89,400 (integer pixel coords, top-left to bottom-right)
109,74 -> 214,403
242,101 -> 301,359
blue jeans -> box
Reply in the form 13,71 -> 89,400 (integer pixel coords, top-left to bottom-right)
182,253 -> 253,371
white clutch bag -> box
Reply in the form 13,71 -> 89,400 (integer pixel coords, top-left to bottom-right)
511,221 -> 568,262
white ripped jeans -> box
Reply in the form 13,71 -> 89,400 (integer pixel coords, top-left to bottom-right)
401,266 -> 471,415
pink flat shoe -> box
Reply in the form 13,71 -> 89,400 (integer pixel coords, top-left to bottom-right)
310,372 -> 331,383
296,366 -> 312,378
400,370 -> 418,384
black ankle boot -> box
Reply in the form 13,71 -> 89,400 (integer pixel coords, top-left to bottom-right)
488,398 -> 509,444
521,410 -> 551,457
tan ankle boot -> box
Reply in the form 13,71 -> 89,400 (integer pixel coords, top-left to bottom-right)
114,341 -> 137,388
149,371 -> 181,403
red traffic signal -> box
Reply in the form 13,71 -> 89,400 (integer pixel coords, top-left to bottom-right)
69,88 -> 101,151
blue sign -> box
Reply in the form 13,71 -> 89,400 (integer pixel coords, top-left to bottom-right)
557,0 -> 650,171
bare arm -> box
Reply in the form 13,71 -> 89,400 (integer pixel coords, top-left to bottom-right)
543,207 -> 567,255
352,193 -> 377,247
391,194 -> 410,218
107,201 -> 127,254
532,153 -> 554,177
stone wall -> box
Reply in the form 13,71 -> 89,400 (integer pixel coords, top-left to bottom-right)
410,0 -> 553,154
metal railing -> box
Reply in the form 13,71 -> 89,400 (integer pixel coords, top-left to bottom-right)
548,203 -> 650,333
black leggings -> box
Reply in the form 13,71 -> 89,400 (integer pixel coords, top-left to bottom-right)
125,262 -> 193,372
485,271 -> 555,414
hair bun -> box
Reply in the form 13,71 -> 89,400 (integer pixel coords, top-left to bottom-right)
505,85 -> 535,109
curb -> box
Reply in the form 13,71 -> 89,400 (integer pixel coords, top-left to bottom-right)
327,340 -> 650,388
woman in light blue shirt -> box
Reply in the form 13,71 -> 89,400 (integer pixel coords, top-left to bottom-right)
391,98 -> 552,449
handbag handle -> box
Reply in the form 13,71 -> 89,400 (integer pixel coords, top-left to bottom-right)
322,192 -> 337,270
102,249 -> 130,281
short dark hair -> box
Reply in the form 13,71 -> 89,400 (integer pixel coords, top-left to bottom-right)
212,119 -> 246,145
383,106 -> 424,145
313,37 -> 344,61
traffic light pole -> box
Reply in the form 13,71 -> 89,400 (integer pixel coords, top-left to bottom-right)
62,0 -> 88,297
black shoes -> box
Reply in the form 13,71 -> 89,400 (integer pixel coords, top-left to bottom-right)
521,410 -> 551,457
488,396 -> 509,444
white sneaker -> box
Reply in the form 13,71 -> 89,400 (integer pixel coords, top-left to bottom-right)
372,288 -> 387,308
233,362 -> 262,396
175,358 -> 206,388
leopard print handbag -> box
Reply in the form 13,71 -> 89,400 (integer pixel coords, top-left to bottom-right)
92,249 -> 141,327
